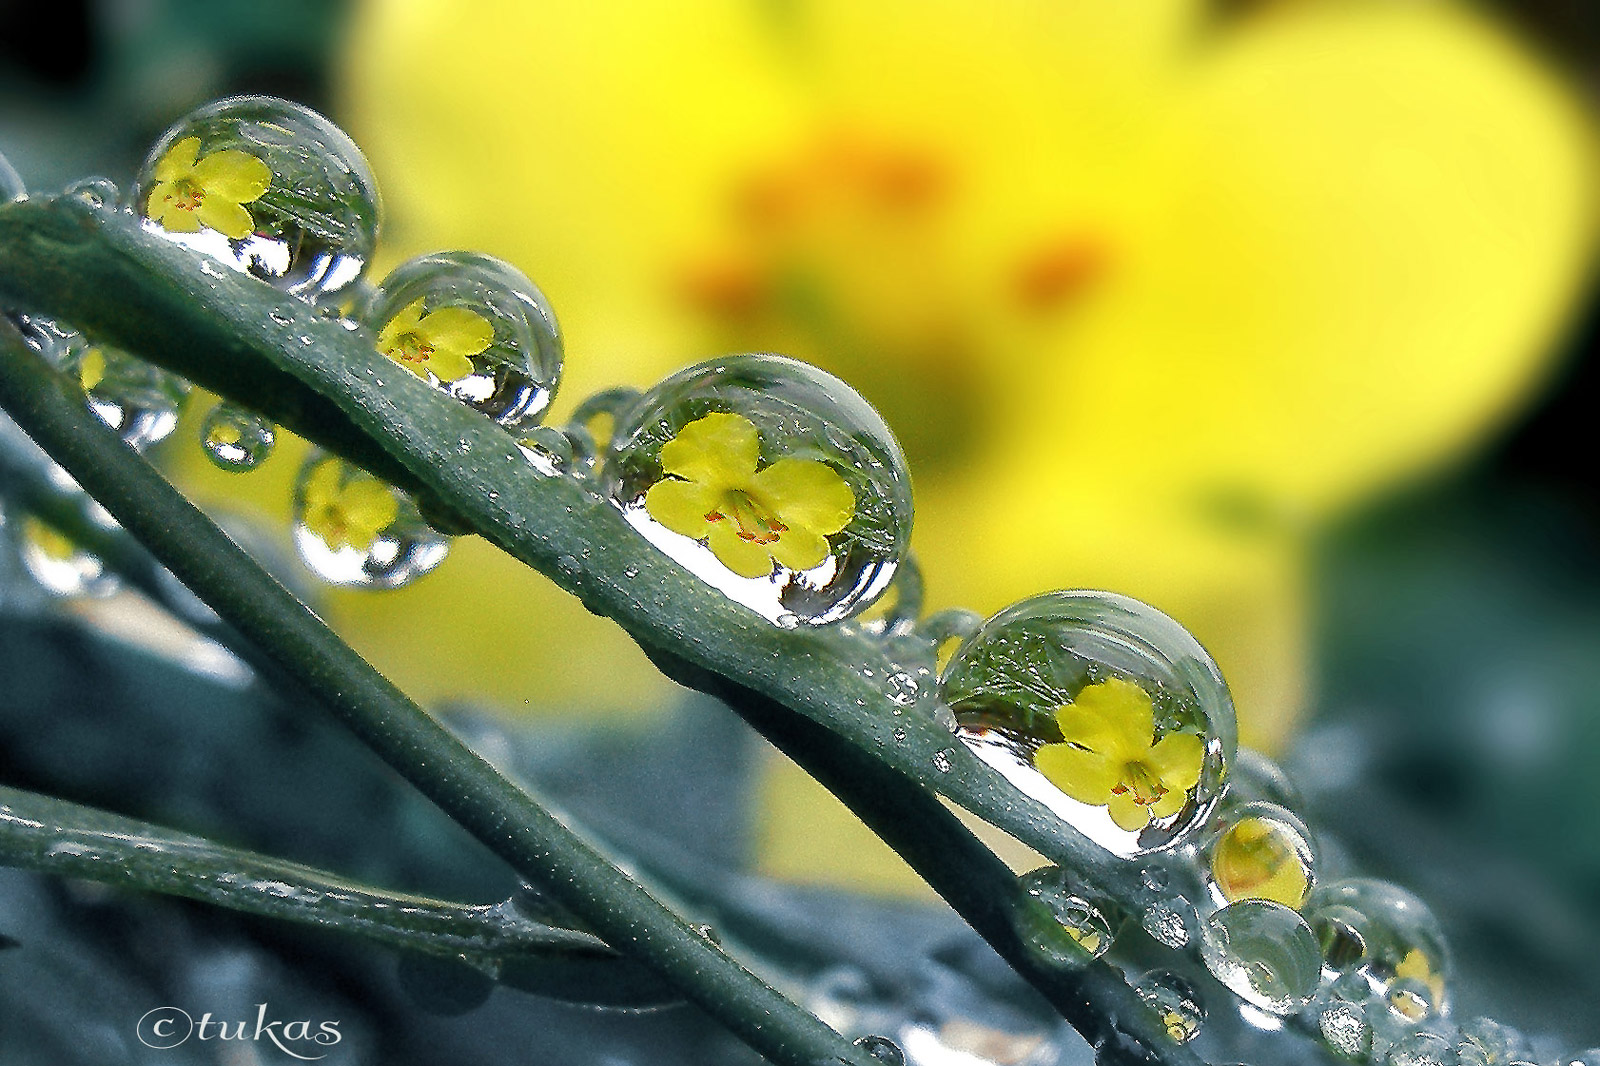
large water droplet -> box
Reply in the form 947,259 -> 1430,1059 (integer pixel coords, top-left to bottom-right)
134,96 -> 379,302
290,454 -> 449,589
51,333 -> 188,451
200,402 -> 276,471
1305,878 -> 1452,1023
361,250 -> 562,431
938,590 -> 1235,857
1318,996 -> 1373,1059
1133,971 -> 1204,1044
606,354 -> 912,625
1198,899 -> 1321,1014
1202,800 -> 1318,911
1016,867 -> 1113,966
1229,747 -> 1305,809
15,516 -> 117,598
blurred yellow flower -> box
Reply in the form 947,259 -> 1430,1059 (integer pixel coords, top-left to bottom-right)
376,299 -> 493,383
342,0 -> 1595,888
301,460 -> 398,553
1034,678 -> 1205,832
645,411 -> 855,577
145,137 -> 271,240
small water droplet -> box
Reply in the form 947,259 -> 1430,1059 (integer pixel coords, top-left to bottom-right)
623,564 -> 640,579
852,1035 -> 905,1066
360,250 -> 563,431
1133,971 -> 1205,1044
291,454 -> 449,589
891,727 -> 907,742
200,402 -> 276,471
268,309 -> 294,326
932,748 -> 954,773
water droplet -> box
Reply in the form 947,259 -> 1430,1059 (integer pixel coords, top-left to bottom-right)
1202,800 -> 1318,910
515,427 -> 570,478
1140,896 -> 1198,949
15,516 -> 117,598
1457,1018 -> 1530,1066
1305,878 -> 1452,1022
1229,747 -> 1304,809
200,402 -> 275,471
852,1035 -> 905,1066
53,332 -> 188,450
1016,867 -> 1113,965
360,250 -> 562,431
1132,971 -> 1204,1044
1388,1032 -> 1459,1066
932,748 -> 954,773
891,727 -> 907,742
1199,899 -> 1321,1015
884,670 -> 919,706
290,454 -> 449,589
606,354 -> 911,626
1318,997 -> 1373,1059
134,96 -> 380,302
938,591 -> 1235,857
63,176 -> 119,208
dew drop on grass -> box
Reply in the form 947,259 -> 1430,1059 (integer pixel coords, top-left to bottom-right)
290,453 -> 448,589
607,354 -> 911,626
200,402 -> 276,471
361,250 -> 563,431
135,95 -> 380,303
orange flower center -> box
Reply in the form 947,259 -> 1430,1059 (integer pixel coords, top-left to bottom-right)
1111,761 -> 1167,808
167,179 -> 205,213
705,490 -> 788,545
386,331 -> 436,365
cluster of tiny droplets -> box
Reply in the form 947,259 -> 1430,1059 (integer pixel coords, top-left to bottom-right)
3,102 -> 1593,1066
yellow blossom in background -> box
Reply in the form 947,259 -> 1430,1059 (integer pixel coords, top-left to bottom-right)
645,412 -> 855,577
1034,678 -> 1205,832
145,137 -> 271,240
376,299 -> 493,383
300,459 -> 398,553
336,0 -> 1597,891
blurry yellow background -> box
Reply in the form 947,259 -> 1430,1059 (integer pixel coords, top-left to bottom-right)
173,0 -> 1597,894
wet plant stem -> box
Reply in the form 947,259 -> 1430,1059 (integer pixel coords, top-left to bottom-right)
0,322 -> 873,1066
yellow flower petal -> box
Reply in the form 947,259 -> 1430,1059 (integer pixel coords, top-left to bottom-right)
1054,678 -> 1154,759
1146,730 -> 1205,795
1107,791 -> 1151,832
152,137 -> 200,182
421,345 -> 477,383
1211,820 -> 1310,908
379,299 -> 427,345
659,412 -> 761,485
419,305 -> 495,358
156,202 -> 202,233
1033,743 -> 1119,807
767,525 -> 831,572
1147,781 -> 1191,821
78,347 -> 106,392
750,457 -> 856,536
339,479 -> 401,549
194,197 -> 256,240
706,520 -> 777,578
191,149 -> 272,203
644,478 -> 720,538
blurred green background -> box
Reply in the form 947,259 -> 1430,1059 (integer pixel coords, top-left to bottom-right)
2,0 -> 1599,1053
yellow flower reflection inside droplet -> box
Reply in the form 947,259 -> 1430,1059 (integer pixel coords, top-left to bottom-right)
1390,948 -> 1447,1021
643,412 -> 855,579
77,347 -> 106,392
301,460 -> 399,553
377,299 -> 494,384
145,136 -> 271,240
1034,678 -> 1205,832
1209,816 -> 1310,908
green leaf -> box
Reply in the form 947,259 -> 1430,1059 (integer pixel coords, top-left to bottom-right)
0,784 -> 680,1010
